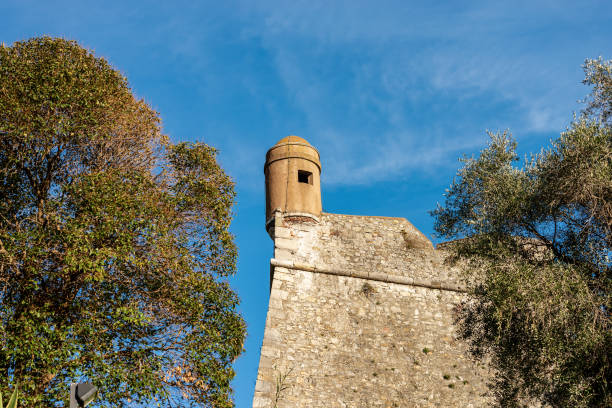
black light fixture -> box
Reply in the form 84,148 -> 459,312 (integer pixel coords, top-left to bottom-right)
70,383 -> 98,408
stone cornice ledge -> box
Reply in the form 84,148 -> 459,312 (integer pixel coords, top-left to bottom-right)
270,258 -> 467,293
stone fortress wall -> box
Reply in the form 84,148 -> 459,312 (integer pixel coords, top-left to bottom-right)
252,211 -> 490,408
253,136 -> 490,407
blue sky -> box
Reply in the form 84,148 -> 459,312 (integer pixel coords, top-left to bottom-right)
2,1 -> 611,406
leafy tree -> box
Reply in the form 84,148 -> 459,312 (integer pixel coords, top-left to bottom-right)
0,37 -> 245,407
432,59 -> 611,407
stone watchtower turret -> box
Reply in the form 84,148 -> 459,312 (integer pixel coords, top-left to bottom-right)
253,136 -> 490,408
264,135 -> 322,232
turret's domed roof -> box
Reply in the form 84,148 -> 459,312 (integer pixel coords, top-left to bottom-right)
275,135 -> 310,145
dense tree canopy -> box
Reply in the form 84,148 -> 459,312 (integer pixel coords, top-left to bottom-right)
432,59 -> 611,407
0,37 -> 245,407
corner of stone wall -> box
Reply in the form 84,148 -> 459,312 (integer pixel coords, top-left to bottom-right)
272,211 -> 321,264
253,266 -> 293,408
398,218 -> 434,250
273,214 -> 296,262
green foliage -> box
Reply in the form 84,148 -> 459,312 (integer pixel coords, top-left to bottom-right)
272,366 -> 292,408
583,57 -> 612,125
0,386 -> 18,408
360,282 -> 375,298
432,59 -> 611,407
0,37 -> 245,407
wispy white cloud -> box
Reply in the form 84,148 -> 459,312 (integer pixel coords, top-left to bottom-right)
26,0 -> 599,190
222,0 -> 606,187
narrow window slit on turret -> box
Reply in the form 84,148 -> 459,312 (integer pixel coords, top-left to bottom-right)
298,170 -> 313,184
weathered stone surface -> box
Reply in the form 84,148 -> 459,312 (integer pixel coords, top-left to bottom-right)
253,212 -> 491,407
272,212 -> 464,291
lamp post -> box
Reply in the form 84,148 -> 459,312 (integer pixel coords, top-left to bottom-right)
70,383 -> 98,408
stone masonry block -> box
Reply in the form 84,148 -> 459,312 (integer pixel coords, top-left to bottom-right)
274,247 -> 294,261
252,395 -> 269,408
274,226 -> 293,239
276,237 -> 300,251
